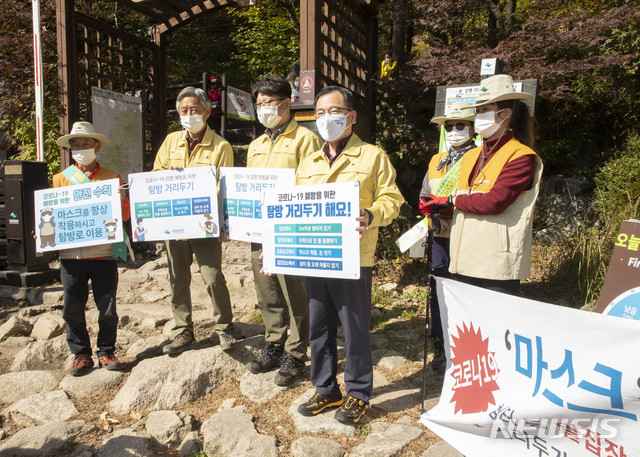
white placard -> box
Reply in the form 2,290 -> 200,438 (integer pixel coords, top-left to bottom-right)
34,179 -> 123,252
396,218 -> 429,253
226,85 -> 256,121
128,167 -> 219,242
262,181 -> 361,279
91,87 -> 143,182
420,278 -> 640,457
220,167 -> 295,243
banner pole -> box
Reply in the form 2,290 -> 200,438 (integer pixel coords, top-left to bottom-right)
32,0 -> 45,162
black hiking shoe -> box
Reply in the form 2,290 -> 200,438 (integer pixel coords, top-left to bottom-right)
297,391 -> 343,416
247,342 -> 283,374
274,351 -> 304,386
334,395 -> 367,425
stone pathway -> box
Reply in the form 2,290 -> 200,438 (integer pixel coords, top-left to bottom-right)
0,241 -> 458,456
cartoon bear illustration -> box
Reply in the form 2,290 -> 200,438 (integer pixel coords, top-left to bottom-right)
39,207 -> 56,248
104,218 -> 119,240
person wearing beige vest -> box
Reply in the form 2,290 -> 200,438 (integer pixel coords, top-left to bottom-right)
418,101 -> 476,369
420,74 -> 543,295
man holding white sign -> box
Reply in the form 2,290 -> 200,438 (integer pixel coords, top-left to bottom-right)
246,76 -> 322,386
53,121 -> 130,376
295,86 -> 404,424
153,86 -> 236,354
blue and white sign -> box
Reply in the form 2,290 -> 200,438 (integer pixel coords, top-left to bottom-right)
220,167 -> 295,243
34,178 -> 123,252
128,167 -> 220,241
262,181 -> 360,279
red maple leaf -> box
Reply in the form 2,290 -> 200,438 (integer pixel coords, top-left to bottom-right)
449,322 -> 500,414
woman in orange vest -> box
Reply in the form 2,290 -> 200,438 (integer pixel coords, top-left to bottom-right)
420,74 -> 543,295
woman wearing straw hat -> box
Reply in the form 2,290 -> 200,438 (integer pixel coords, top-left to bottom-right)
418,101 -> 476,368
420,74 -> 543,295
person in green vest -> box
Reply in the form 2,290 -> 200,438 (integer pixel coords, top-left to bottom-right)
54,121 -> 130,376
418,101 -> 476,372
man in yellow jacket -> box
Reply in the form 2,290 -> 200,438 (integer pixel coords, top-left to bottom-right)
246,75 -> 322,386
295,86 -> 404,424
153,86 -> 235,354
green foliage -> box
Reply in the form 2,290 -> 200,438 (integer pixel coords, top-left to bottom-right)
594,133 -> 640,224
229,1 -> 300,86
166,11 -> 237,86
548,132 -> 640,304
0,104 -> 61,179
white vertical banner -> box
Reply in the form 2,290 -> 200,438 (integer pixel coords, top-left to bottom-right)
32,0 -> 44,162
420,277 -> 640,457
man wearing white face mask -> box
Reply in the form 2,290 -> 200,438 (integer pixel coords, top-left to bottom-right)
420,74 -> 543,296
417,101 -> 476,371
153,86 -> 236,354
296,86 -> 404,425
54,121 -> 131,376
246,76 -> 322,386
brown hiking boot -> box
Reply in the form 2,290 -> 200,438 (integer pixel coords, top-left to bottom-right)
70,353 -> 94,377
163,330 -> 195,355
98,352 -> 122,371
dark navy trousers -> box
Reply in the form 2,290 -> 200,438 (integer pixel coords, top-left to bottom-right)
60,259 -> 118,357
306,267 -> 373,403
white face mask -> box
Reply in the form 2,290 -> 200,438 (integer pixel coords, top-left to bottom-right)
474,110 -> 504,138
43,214 -> 52,222
316,113 -> 349,142
257,101 -> 285,129
71,148 -> 97,166
445,126 -> 471,147
180,115 -> 205,133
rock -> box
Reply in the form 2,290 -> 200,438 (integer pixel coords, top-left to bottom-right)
379,282 -> 398,291
0,316 -> 33,340
239,370 -> 287,403
370,387 -> 421,413
290,436 -> 345,457
126,335 -> 169,360
10,334 -> 68,371
372,349 -> 408,369
145,410 -> 193,448
217,398 -> 237,411
421,440 -> 464,457
288,390 -> 355,436
140,289 -> 171,303
6,390 -> 79,427
350,422 -> 423,457
201,409 -> 277,457
177,431 -> 200,456
97,427 -> 153,457
30,313 -> 66,340
41,290 -> 64,306
0,421 -> 95,457
110,337 -> 260,414
139,317 -> 169,332
0,370 -> 60,404
59,369 -> 125,397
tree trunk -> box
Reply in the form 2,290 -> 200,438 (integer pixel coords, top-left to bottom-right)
488,8 -> 498,48
391,0 -> 406,61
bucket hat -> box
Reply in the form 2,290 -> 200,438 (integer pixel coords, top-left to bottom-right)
431,101 -> 475,125
469,74 -> 534,107
56,121 -> 110,149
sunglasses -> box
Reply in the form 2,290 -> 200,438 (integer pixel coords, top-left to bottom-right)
443,123 -> 469,132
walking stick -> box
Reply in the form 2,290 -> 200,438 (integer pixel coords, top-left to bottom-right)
420,210 -> 441,413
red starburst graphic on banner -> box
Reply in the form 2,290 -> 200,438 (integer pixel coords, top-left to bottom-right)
449,322 -> 500,414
